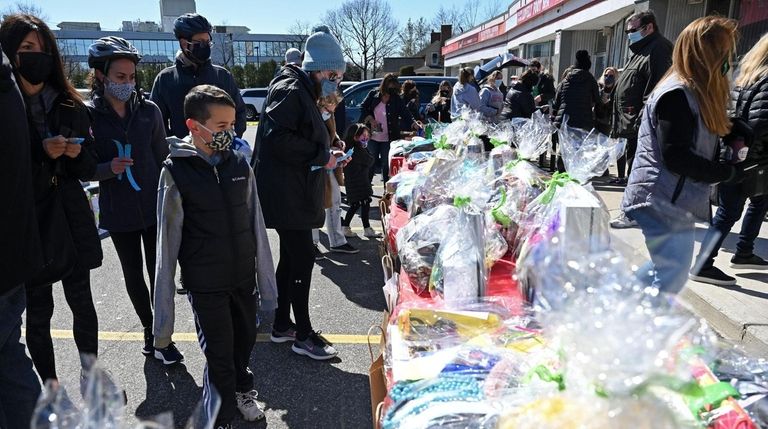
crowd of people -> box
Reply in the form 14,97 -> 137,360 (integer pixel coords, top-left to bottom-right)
1,7 -> 767,429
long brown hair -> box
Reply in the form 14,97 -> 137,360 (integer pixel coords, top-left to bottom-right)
378,73 -> 399,95
0,14 -> 82,105
459,67 -> 473,85
663,16 -> 737,135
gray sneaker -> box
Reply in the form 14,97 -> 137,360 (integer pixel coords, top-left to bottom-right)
610,212 -> 638,229
292,331 -> 338,360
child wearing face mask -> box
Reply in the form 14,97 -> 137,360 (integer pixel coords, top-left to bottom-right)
153,84 -> 277,428
341,123 -> 380,238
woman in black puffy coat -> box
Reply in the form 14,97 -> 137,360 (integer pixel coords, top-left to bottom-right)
551,50 -> 600,131
692,33 -> 768,285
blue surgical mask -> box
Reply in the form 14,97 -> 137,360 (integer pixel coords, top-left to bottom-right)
104,78 -> 134,102
320,79 -> 338,97
321,110 -> 332,121
495,79 -> 503,87
627,30 -> 645,45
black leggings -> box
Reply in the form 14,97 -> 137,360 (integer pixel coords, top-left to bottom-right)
342,200 -> 371,228
274,229 -> 314,340
615,136 -> 638,179
25,267 -> 98,381
110,226 -> 156,328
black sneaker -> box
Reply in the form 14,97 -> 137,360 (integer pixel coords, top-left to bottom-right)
154,342 -> 184,365
689,266 -> 736,286
142,327 -> 154,356
270,322 -> 297,344
313,244 -> 324,261
330,243 -> 359,254
292,331 -> 338,360
730,254 -> 768,270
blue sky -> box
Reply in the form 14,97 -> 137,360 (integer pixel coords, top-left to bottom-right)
37,0 -> 467,33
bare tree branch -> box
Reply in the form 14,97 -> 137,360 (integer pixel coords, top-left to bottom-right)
2,1 -> 49,21
286,19 -> 312,47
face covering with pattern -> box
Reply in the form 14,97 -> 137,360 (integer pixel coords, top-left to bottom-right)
104,77 -> 134,102
359,137 -> 369,148
197,122 -> 235,151
17,52 -> 53,85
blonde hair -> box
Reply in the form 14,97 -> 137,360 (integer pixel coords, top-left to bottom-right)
598,67 -> 619,86
663,16 -> 738,135
735,32 -> 768,88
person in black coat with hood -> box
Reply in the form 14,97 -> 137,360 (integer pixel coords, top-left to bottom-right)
502,69 -> 538,119
0,43 -> 44,429
551,50 -> 600,131
253,26 -> 347,361
0,14 -> 102,388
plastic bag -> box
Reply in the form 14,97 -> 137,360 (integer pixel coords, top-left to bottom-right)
557,115 -> 626,183
511,110 -> 555,161
396,205 -> 460,294
429,198 -> 487,300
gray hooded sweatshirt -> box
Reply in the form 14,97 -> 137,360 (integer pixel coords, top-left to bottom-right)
153,136 -> 277,348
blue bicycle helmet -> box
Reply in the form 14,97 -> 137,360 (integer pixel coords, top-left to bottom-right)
88,36 -> 141,72
173,13 -> 212,40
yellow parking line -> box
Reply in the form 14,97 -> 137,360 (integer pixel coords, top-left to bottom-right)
39,329 -> 379,345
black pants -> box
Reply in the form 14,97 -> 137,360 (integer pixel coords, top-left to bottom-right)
274,229 -> 314,340
188,285 -> 257,426
615,135 -> 638,179
110,226 -> 156,328
0,285 -> 41,429
25,267 -> 98,381
342,200 -> 371,228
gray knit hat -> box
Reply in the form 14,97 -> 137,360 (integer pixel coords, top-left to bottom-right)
302,25 -> 346,72
284,48 -> 301,65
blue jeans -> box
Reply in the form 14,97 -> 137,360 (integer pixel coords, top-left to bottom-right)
0,285 -> 41,429
629,206 -> 696,294
367,139 -> 391,183
698,183 -> 768,268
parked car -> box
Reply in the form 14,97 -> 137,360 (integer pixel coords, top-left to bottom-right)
240,88 -> 268,121
341,76 -> 458,131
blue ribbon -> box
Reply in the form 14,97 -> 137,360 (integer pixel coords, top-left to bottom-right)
113,139 -> 141,192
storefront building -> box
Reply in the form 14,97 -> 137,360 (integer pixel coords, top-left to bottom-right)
444,0 -> 768,84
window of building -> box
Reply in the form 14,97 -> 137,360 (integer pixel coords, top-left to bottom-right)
431,52 -> 439,65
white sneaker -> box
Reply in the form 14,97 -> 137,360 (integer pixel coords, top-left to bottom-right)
364,227 -> 382,238
342,226 -> 358,238
236,389 -> 265,421
610,212 -> 638,229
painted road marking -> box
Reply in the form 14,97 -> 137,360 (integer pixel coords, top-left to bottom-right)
30,329 -> 380,345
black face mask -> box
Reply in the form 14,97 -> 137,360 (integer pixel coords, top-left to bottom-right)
387,87 -> 399,96
440,90 -> 449,97
17,52 -> 53,85
186,42 -> 211,64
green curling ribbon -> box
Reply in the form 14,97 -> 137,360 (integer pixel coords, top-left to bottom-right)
524,365 -> 566,391
434,135 -> 450,150
534,172 -> 579,205
631,374 -> 739,420
490,137 -> 507,148
491,187 -> 512,228
453,196 -> 471,208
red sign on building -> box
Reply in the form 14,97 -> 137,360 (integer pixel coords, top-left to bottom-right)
442,21 -> 506,56
516,0 -> 567,25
